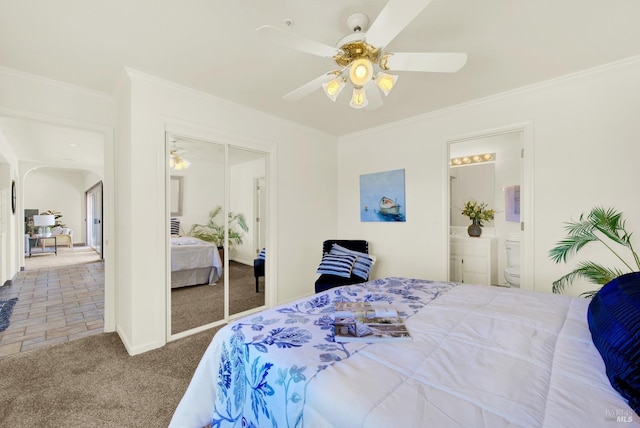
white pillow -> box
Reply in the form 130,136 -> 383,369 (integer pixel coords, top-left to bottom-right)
52,226 -> 63,235
62,228 -> 72,236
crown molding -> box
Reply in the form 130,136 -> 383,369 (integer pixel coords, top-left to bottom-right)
342,55 -> 640,140
0,66 -> 114,101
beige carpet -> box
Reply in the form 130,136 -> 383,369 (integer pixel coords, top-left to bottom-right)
171,260 -> 265,334
0,329 -> 220,428
24,246 -> 102,270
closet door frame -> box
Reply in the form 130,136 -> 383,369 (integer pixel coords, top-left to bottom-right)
164,122 -> 276,343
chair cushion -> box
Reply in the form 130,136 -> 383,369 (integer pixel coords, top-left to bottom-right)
330,243 -> 376,280
587,271 -> 640,415
316,253 -> 357,278
314,274 -> 366,294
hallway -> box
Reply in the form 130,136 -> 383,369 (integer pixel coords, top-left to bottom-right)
0,250 -> 104,357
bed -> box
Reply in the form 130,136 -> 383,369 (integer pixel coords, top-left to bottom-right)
171,236 -> 223,288
170,276 -> 639,427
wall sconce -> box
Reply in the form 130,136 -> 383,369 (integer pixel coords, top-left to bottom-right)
450,152 -> 496,167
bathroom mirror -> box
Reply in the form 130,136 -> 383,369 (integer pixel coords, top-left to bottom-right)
450,162 -> 495,227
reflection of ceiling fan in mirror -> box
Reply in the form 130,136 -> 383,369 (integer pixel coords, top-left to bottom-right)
257,0 -> 467,110
168,135 -> 191,171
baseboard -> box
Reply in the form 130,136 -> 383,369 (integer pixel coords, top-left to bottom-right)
116,325 -> 165,356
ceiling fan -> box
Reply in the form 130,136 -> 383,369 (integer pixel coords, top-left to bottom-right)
257,0 -> 468,110
168,136 -> 191,170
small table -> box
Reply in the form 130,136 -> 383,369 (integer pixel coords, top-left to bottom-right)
28,235 -> 58,257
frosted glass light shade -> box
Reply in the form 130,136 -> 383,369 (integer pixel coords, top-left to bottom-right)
349,87 -> 368,109
349,58 -> 373,86
322,77 -> 346,101
375,72 -> 398,95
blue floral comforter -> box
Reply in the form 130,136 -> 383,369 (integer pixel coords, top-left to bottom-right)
170,277 -> 456,428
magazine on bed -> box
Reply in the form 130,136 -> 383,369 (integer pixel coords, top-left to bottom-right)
333,301 -> 411,343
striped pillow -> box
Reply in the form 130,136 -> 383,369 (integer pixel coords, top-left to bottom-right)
330,244 -> 375,280
170,218 -> 181,236
316,253 -> 357,278
258,248 -> 266,260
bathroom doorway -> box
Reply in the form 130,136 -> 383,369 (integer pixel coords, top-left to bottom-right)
447,123 -> 534,290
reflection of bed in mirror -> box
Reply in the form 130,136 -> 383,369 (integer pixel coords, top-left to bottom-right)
171,236 -> 222,288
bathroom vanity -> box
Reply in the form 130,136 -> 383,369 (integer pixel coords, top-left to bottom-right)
450,235 -> 498,286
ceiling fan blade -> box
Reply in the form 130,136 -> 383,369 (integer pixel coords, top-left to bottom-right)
283,72 -> 337,101
257,25 -> 342,58
384,52 -> 468,72
364,81 -> 383,110
365,0 -> 434,48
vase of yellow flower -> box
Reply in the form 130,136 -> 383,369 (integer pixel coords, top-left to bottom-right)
461,200 -> 495,237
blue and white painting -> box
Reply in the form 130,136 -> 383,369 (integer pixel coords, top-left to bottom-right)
360,169 -> 406,222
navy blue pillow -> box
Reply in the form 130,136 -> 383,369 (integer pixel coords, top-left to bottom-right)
587,272 -> 640,415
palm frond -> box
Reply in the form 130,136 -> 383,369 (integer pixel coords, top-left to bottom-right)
188,205 -> 248,249
549,234 -> 597,263
550,207 -> 640,295
589,207 -> 629,246
551,261 -> 624,294
579,290 -> 599,299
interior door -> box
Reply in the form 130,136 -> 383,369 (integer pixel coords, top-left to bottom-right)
85,181 -> 103,257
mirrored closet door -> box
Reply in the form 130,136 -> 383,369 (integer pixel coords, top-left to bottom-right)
167,133 -> 268,338
228,146 -> 266,317
168,135 -> 226,335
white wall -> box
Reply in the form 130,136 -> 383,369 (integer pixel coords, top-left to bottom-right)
24,168 -> 87,243
172,141 -> 226,234
116,70 -> 337,354
337,57 -> 640,297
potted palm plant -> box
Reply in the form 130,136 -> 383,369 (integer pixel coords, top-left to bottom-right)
549,207 -> 640,297
189,206 -> 249,260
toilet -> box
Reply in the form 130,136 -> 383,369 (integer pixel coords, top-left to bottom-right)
504,239 -> 520,287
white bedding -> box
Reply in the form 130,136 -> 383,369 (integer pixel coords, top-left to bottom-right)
171,278 -> 639,427
171,237 -> 222,286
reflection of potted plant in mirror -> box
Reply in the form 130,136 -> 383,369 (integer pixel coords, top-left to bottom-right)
549,207 -> 640,298
189,205 -> 249,251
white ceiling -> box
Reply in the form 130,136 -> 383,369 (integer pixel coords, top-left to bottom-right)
2,0 -> 640,166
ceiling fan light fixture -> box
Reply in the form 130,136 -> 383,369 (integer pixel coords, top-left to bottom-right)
349,86 -> 368,109
375,72 -> 398,96
170,148 -> 191,170
349,58 -> 373,86
322,77 -> 346,101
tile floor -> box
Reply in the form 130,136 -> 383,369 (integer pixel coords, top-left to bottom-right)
0,260 -> 104,357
